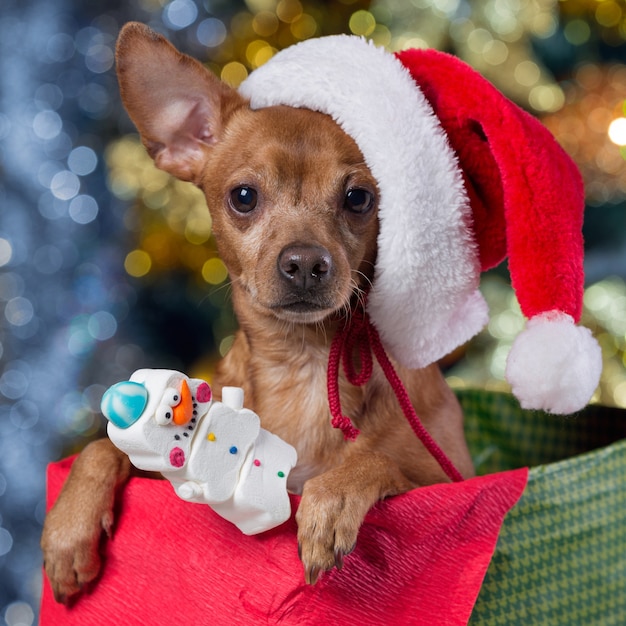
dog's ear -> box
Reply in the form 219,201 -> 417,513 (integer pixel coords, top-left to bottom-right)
116,22 -> 245,183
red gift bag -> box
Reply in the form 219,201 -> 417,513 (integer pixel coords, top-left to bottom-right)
41,457 -> 526,625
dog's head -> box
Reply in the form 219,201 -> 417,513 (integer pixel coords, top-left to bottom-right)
116,23 -> 378,326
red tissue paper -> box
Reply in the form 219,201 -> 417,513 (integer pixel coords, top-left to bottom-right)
41,457 -> 527,625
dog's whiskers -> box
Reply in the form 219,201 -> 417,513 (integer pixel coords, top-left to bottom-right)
198,274 -> 238,310
351,268 -> 373,292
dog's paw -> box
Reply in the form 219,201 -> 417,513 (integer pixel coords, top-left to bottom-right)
41,503 -> 113,603
296,477 -> 363,585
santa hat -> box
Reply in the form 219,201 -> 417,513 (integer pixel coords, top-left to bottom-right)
239,36 -> 602,415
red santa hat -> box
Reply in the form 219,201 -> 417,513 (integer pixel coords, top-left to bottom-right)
239,36 -> 602,415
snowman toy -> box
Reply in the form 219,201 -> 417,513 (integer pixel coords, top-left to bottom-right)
101,369 -> 297,535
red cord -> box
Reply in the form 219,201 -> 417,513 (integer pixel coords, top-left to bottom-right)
327,308 -> 464,483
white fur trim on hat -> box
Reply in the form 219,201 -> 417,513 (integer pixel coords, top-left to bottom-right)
239,36 -> 489,369
505,311 -> 602,414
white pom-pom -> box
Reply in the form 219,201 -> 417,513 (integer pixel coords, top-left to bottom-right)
505,311 -> 602,414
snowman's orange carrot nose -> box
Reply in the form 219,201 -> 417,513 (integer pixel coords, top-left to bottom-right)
172,379 -> 193,425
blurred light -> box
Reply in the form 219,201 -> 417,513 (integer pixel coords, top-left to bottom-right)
246,40 -> 275,68
202,258 -> 228,284
0,238 -> 13,267
277,0 -> 303,24
144,231 -> 175,265
370,24 -> 392,47
219,334 -> 235,357
74,27 -> 100,55
164,0 -> 199,30
564,19 -> 591,45
58,390 -> 98,433
542,64 -> 626,201
32,110 -> 62,140
69,194 -> 99,224
252,11 -> 279,37
587,106 -> 612,134
125,249 -> 152,277
529,84 -> 564,113
87,311 -> 117,341
596,144 -> 623,173
140,166 -> 169,193
220,62 -> 248,87
50,170 -> 80,200
489,344 -> 509,379
0,527 -> 13,557
5,297 -> 34,327
231,12 -> 255,39
107,169 -> 140,200
433,0 -> 460,17
595,1 -> 622,28
68,146 -> 98,176
184,217 -> 212,244
608,117 -> 626,146
291,14 -> 318,40
45,33 -> 75,63
488,309 -> 524,339
488,12 -> 519,38
467,28 -> 492,54
85,44 -> 114,74
349,10 -> 376,36
67,326 -> 94,356
4,601 -> 34,626
143,188 -> 171,210
531,13 -> 558,38
197,18 -> 227,47
585,282 -> 611,310
0,369 -> 29,400
483,40 -> 509,66
514,60 -> 540,87
613,381 -> 626,408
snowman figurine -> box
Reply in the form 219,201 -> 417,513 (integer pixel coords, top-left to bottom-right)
101,369 -> 297,535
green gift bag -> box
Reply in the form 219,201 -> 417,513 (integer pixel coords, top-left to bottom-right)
457,390 -> 626,624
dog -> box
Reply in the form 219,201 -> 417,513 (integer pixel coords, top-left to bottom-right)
41,22 -> 474,603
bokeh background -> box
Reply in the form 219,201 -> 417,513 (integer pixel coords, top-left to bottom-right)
1,0 -> 625,623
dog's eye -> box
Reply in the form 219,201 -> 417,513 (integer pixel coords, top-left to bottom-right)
344,188 -> 374,214
229,186 -> 258,213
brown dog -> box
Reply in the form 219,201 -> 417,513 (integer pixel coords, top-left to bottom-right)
41,23 -> 474,603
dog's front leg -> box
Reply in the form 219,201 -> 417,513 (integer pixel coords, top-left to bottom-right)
41,438 -> 132,603
296,449 -> 414,584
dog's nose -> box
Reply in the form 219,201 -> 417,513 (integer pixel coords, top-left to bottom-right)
278,244 -> 333,291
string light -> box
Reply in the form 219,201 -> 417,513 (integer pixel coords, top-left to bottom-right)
542,65 -> 626,203
608,116 -> 626,146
